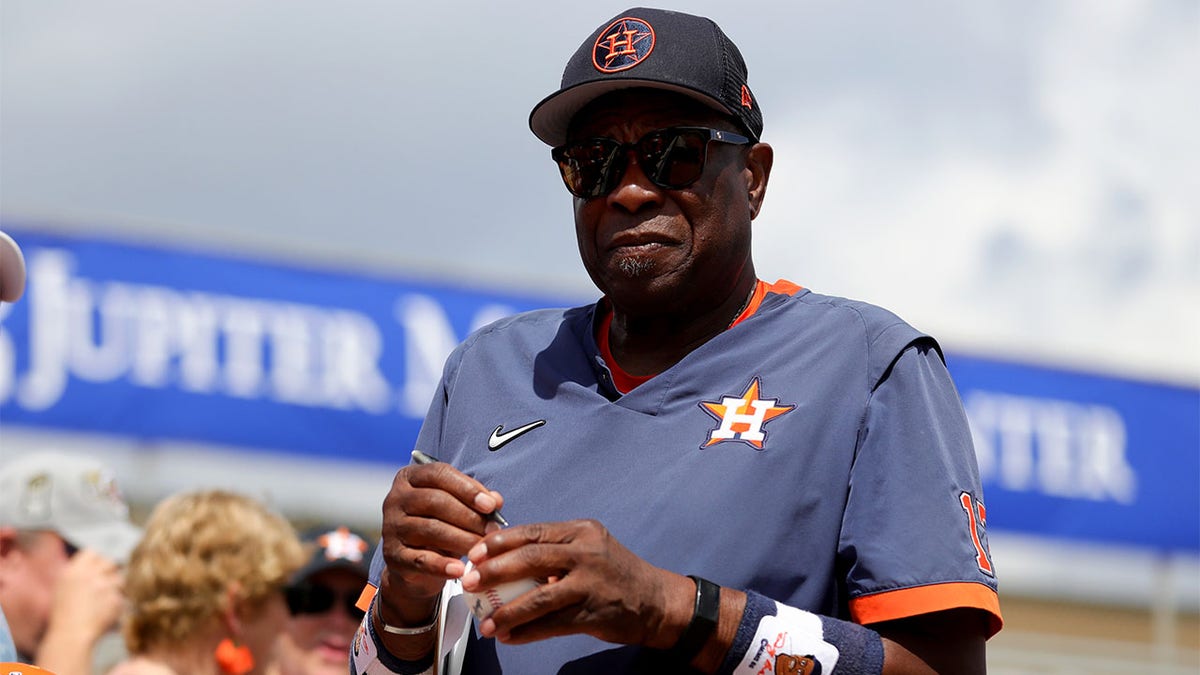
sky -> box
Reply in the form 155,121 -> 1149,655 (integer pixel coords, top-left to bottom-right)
2,0 -> 1197,386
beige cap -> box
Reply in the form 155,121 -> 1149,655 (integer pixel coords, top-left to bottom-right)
0,451 -> 141,564
0,231 -> 26,303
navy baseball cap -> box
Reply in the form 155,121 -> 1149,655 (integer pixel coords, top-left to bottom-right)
529,7 -> 763,147
290,524 -> 374,583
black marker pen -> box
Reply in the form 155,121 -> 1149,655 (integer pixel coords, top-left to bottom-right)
410,450 -> 510,528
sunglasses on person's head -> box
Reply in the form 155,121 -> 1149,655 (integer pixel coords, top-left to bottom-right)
551,126 -> 753,199
284,582 -> 365,619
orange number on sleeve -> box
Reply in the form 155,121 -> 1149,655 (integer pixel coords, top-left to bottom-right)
959,491 -> 995,577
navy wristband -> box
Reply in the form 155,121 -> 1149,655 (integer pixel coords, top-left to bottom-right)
717,589 -> 884,675
718,590 -> 775,675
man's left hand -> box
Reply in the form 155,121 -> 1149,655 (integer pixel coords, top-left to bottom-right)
460,518 -> 695,649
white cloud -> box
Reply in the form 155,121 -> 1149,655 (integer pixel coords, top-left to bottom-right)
756,0 -> 1199,384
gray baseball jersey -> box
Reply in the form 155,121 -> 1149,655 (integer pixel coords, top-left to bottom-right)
365,280 -> 1000,673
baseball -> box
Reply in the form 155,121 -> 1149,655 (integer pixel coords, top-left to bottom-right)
461,561 -> 541,620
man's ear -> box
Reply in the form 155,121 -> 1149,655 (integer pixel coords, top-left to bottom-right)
745,142 -> 773,220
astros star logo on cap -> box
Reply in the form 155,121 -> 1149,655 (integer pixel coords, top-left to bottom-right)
317,526 -> 368,562
592,17 -> 655,73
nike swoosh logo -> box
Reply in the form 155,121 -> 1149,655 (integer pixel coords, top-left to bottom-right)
488,420 -> 546,450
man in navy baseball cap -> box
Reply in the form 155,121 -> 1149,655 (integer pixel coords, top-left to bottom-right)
360,8 -> 999,675
279,525 -> 375,675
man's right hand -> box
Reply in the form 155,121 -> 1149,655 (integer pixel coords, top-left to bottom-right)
37,548 -> 124,675
377,460 -> 504,631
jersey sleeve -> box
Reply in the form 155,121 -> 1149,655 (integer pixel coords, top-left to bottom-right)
839,339 -> 1002,636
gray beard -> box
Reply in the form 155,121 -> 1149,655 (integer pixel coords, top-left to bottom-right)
617,256 -> 654,277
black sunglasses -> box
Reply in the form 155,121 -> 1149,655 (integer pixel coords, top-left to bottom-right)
551,126 -> 752,199
284,582 -> 365,619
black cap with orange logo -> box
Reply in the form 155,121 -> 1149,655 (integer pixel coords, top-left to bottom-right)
290,524 -> 374,584
529,7 -> 763,146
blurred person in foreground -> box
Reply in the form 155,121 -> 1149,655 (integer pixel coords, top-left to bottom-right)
0,229 -> 26,663
0,450 -> 140,673
0,230 -> 26,305
109,490 -> 304,675
355,6 -> 1001,675
278,525 -> 374,675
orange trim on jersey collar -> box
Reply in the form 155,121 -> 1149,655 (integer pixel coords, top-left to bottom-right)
849,581 -> 1003,638
598,279 -> 805,393
729,279 -> 804,328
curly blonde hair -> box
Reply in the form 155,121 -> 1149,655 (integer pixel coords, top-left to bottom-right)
123,490 -> 305,654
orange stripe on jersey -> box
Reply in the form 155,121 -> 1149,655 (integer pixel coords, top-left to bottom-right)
356,582 -> 377,612
850,581 -> 1003,638
729,279 -> 805,328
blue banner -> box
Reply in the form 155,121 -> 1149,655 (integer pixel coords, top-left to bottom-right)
949,354 -> 1199,552
0,228 -> 575,464
2,227 -> 1197,552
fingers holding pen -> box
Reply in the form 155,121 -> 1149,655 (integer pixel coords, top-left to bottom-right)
381,460 -> 506,583
392,461 -> 504,531
408,450 -> 507,525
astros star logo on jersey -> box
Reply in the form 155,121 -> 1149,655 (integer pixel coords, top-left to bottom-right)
699,377 -> 795,449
